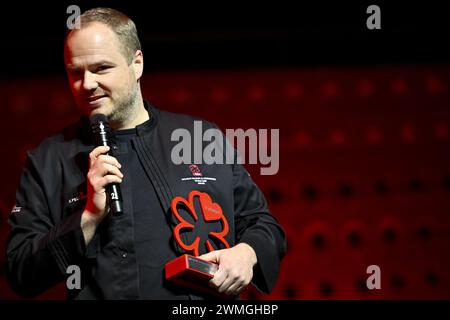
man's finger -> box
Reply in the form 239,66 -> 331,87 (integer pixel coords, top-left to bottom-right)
97,154 -> 122,168
90,145 -> 110,157
97,175 -> 123,188
198,250 -> 219,264
224,281 -> 244,296
216,272 -> 236,293
89,146 -> 110,165
209,268 -> 227,289
98,163 -> 123,178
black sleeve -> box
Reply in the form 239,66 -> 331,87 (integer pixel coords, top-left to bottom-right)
6,152 -> 87,298
233,162 -> 287,294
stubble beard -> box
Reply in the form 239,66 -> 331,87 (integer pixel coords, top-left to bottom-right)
109,82 -> 139,126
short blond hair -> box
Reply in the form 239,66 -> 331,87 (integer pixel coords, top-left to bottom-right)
66,7 -> 141,62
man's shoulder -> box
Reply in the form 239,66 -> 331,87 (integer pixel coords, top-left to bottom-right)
157,108 -> 217,130
28,117 -> 89,158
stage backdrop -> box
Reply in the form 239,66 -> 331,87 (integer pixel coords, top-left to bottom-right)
1,64 -> 449,299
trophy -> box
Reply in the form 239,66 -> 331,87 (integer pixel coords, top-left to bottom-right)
164,190 -> 231,297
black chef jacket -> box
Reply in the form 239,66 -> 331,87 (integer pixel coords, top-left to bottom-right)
114,117 -> 190,299
6,101 -> 286,299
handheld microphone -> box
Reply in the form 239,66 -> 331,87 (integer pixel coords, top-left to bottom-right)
89,113 -> 123,216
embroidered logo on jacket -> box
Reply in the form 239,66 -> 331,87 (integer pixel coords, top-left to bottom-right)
181,165 -> 216,185
189,164 -> 203,177
67,192 -> 87,205
11,206 -> 22,215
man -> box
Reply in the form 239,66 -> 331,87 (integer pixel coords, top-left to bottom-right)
6,7 -> 286,299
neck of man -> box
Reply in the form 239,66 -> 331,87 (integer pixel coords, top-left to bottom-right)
110,94 -> 149,130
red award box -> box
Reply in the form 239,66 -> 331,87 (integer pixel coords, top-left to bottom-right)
165,254 -> 228,297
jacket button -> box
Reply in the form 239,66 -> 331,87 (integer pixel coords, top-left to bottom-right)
122,253 -> 127,258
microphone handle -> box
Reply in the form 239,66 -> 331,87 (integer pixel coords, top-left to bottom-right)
107,184 -> 123,215
100,140 -> 123,216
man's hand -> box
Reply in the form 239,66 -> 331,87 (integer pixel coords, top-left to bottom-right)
198,243 -> 257,296
81,145 -> 123,244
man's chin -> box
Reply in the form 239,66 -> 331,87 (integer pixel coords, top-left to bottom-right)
85,104 -> 112,118
89,108 -> 108,116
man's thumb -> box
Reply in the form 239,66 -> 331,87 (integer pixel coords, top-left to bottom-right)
198,250 -> 219,263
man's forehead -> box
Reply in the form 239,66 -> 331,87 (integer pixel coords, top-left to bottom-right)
65,22 -> 118,51
64,24 -> 124,65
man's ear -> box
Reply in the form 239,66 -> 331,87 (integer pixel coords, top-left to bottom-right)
132,50 -> 144,81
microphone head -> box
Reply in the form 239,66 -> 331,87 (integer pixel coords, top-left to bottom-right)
90,113 -> 108,125
90,113 -> 111,147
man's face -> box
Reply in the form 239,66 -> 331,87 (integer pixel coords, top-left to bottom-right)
64,22 -> 139,120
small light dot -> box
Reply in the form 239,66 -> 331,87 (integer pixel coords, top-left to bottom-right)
311,233 -> 327,250
391,78 -> 408,95
366,126 -> 383,144
330,129 -> 346,145
425,76 -> 443,94
283,284 -> 299,299
356,79 -> 375,97
294,131 -> 310,146
284,83 -> 303,99
303,185 -> 318,201
248,85 -> 265,101
170,88 -> 190,104
347,231 -> 362,248
425,271 -> 439,287
400,123 -> 415,142
382,228 -> 397,245
319,281 -> 334,297
321,81 -> 339,98
434,123 -> 448,140
211,86 -> 228,103
390,274 -> 406,289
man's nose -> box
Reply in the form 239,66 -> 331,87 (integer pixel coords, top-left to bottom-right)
82,71 -> 98,91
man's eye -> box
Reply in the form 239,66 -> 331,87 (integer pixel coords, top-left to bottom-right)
96,66 -> 111,73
